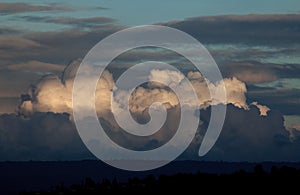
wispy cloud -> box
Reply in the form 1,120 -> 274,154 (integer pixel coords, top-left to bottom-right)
6,60 -> 64,73
20,16 -> 117,29
0,2 -> 74,14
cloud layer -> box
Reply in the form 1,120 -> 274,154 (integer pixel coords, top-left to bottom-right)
166,14 -> 300,45
4,59 -> 296,161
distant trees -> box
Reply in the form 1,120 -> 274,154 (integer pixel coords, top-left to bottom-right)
20,164 -> 299,194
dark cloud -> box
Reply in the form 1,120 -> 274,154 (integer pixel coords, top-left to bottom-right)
0,2 -> 73,14
1,104 -> 300,161
0,24 -> 122,65
0,112 -> 91,161
165,14 -> 300,45
218,60 -> 300,115
0,97 -> 19,114
221,61 -> 278,84
45,16 -> 116,25
22,25 -> 122,65
2,14 -> 299,69
0,35 -> 45,65
217,60 -> 300,84
20,16 -> 117,29
0,35 -> 42,50
0,70 -> 41,97
0,27 -> 21,35
184,104 -> 297,161
247,87 -> 300,115
5,60 -> 65,73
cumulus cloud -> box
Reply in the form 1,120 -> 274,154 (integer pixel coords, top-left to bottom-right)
19,62 -> 250,118
15,61 -> 251,154
187,72 -> 248,109
8,59 -> 300,161
19,60 -> 114,116
251,102 -> 270,116
148,69 -> 185,88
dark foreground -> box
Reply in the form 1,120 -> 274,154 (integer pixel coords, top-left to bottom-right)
21,165 -> 299,194
1,160 -> 300,194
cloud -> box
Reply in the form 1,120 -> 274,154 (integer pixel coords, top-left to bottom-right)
1,60 -> 299,161
187,72 -> 248,109
0,13 -> 299,161
148,69 -> 185,88
20,16 -> 117,29
0,27 -> 20,35
16,61 -> 274,155
222,61 -> 278,84
287,124 -> 300,140
14,62 -> 249,154
218,60 -> 300,116
228,69 -> 277,84
2,100 -> 298,161
19,61 -> 250,116
22,26 -> 121,65
0,2 -> 73,14
0,112 -> 91,161
6,60 -> 64,73
189,104 -> 295,162
0,35 -> 45,65
0,19 -> 121,66
22,16 -> 116,25
19,60 -> 114,116
0,35 -> 42,49
5,14 -> 297,76
218,60 -> 300,89
165,14 -> 300,46
0,70 -> 41,97
247,87 -> 300,115
251,102 -> 270,116
0,97 -> 19,114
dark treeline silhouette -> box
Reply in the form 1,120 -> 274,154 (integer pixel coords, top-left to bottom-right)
20,164 -> 299,194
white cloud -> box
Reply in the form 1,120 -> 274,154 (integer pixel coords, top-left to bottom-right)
148,69 -> 184,88
18,62 -> 258,118
19,60 -> 114,116
251,102 -> 270,116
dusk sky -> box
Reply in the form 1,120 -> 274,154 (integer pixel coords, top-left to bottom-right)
0,0 -> 300,163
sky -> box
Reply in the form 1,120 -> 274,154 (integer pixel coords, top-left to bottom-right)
1,0 -> 300,30
0,0 -> 300,162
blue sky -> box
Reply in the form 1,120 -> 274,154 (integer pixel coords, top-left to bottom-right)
2,0 -> 300,31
